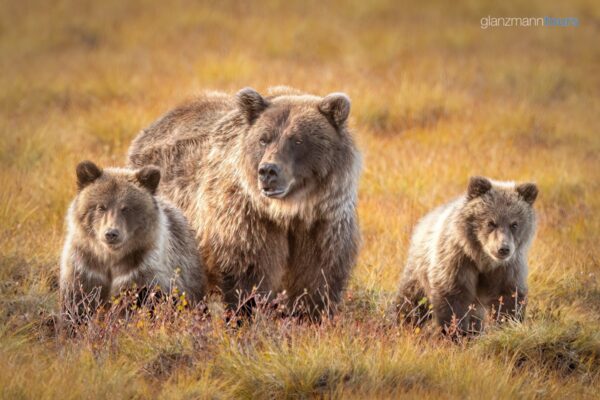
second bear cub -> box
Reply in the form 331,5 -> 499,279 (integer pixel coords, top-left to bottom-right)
60,161 -> 207,312
395,176 -> 538,333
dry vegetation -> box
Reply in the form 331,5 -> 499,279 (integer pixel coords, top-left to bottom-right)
1,0 -> 600,398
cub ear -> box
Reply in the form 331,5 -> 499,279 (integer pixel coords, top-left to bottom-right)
236,87 -> 269,124
516,182 -> 538,205
467,176 -> 492,200
136,166 -> 161,195
319,93 -> 351,129
76,160 -> 102,191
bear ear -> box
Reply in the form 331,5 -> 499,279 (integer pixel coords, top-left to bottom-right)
76,160 -> 102,191
467,176 -> 492,200
236,87 -> 269,124
516,182 -> 538,205
136,166 -> 161,195
319,93 -> 351,129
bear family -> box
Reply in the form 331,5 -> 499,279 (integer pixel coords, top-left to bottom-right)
128,87 -> 361,318
60,161 -> 207,314
59,88 -> 540,331
395,176 -> 538,333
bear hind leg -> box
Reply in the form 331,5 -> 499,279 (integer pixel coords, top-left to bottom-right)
395,278 -> 431,326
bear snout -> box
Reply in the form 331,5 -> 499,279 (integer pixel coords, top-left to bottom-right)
497,246 -> 511,258
104,228 -> 122,245
493,241 -> 514,261
258,163 -> 280,184
258,163 -> 290,198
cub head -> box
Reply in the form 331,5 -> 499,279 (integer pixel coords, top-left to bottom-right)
74,161 -> 161,255
237,87 -> 357,208
464,176 -> 538,264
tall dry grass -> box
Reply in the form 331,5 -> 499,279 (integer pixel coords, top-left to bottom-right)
1,0 -> 599,398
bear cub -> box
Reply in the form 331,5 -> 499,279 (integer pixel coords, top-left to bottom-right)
60,161 -> 207,315
395,176 -> 538,333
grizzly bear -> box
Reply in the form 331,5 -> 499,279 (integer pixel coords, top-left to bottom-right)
127,87 -> 361,318
395,176 -> 538,333
60,161 -> 207,314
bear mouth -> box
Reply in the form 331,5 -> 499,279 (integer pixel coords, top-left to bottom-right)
488,250 -> 513,263
260,180 -> 295,199
102,240 -> 125,252
493,252 -> 512,261
261,188 -> 288,198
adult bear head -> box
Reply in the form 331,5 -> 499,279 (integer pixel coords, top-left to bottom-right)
237,87 -> 359,217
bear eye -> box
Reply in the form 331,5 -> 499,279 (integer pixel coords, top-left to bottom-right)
259,137 -> 269,146
488,220 -> 497,229
295,138 -> 303,145
511,222 -> 519,230
121,206 -> 129,213
97,205 -> 107,212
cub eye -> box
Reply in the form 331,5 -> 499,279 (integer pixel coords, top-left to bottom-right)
511,222 -> 519,230
259,137 -> 268,146
295,139 -> 303,145
97,205 -> 107,212
121,206 -> 129,213
488,220 -> 497,229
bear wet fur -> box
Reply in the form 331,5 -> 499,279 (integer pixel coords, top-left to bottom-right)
60,161 -> 207,316
395,176 -> 538,333
128,87 -> 361,318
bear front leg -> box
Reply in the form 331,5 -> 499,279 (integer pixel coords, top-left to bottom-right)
395,274 -> 430,325
221,266 -> 278,314
284,215 -> 359,320
200,207 -> 288,315
60,269 -> 108,326
215,233 -> 288,314
490,286 -> 528,323
431,284 -> 480,334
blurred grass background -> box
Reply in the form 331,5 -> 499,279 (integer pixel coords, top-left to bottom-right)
1,0 -> 599,398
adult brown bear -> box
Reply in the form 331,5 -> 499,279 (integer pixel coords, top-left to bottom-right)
128,87 -> 361,318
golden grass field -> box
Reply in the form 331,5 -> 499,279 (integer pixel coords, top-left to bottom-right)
1,0 -> 599,398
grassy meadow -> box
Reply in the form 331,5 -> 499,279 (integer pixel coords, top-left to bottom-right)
1,0 -> 600,398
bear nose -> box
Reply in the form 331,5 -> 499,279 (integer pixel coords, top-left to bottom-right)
258,163 -> 280,182
498,246 -> 510,257
104,229 -> 121,244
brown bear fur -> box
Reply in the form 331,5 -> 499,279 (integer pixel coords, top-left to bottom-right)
60,161 -> 207,314
395,176 -> 538,333
128,87 -> 361,318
